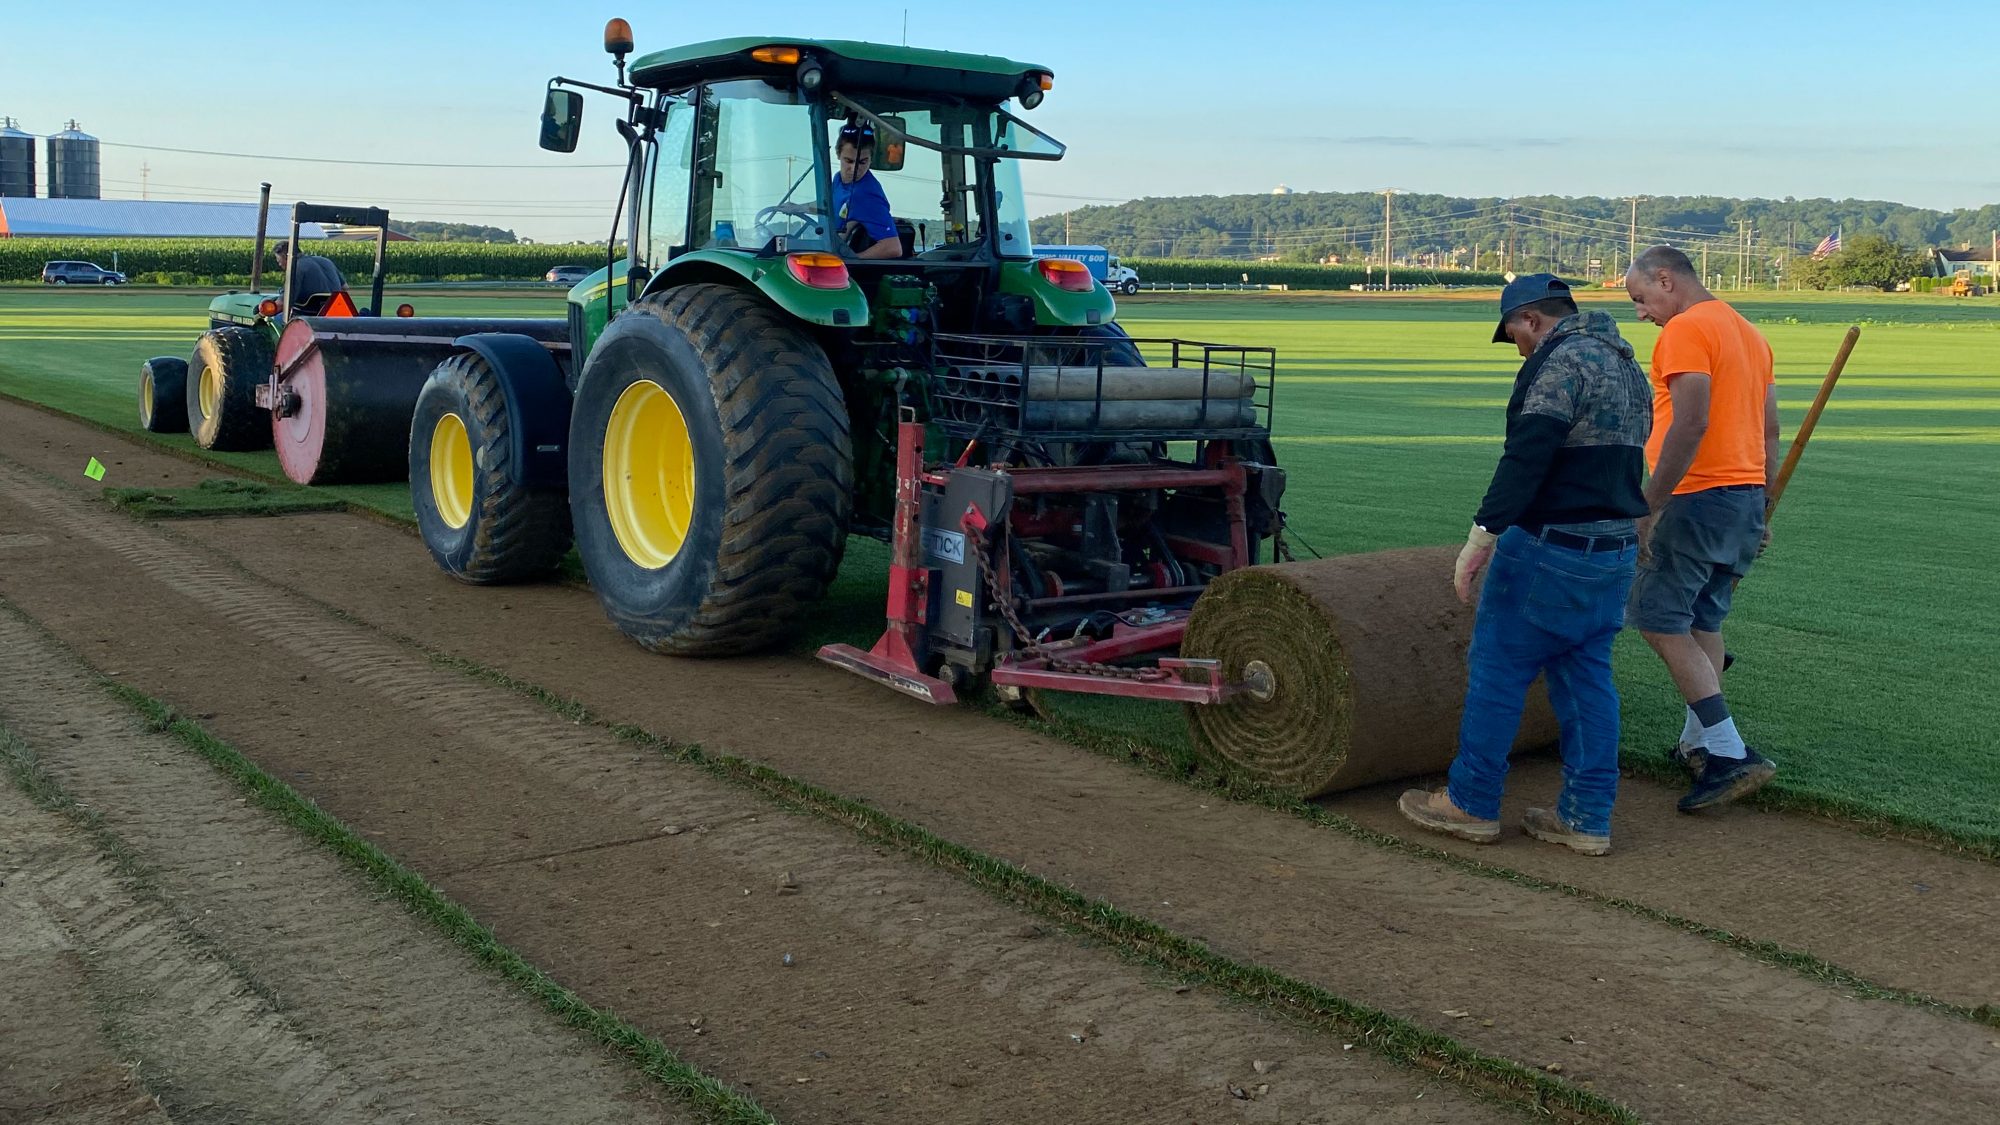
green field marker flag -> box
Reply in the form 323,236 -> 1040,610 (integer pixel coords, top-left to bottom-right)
84,457 -> 106,481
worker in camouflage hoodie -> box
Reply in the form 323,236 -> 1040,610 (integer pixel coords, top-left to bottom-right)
1401,275 -> 1652,856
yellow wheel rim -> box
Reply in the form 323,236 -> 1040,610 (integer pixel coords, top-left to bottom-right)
429,412 -> 474,530
141,374 -> 153,421
199,363 -> 221,418
603,379 -> 696,570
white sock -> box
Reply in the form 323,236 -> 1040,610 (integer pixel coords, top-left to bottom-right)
1679,707 -> 1706,749
1702,717 -> 1748,760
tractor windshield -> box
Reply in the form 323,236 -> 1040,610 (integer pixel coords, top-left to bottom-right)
825,96 -> 1058,260
650,81 -> 1061,263
686,80 -> 835,255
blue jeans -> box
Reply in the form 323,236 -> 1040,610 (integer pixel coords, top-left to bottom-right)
1447,526 -> 1639,835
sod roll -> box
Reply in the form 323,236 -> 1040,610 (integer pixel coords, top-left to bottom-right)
1183,547 -> 1559,798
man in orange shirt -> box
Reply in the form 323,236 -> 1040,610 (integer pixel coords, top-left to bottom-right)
1625,245 -> 1780,812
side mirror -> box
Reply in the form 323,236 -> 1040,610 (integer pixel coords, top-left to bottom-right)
875,115 -> 907,172
540,88 -> 584,153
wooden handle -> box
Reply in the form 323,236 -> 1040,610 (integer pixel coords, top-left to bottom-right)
1765,325 -> 1859,518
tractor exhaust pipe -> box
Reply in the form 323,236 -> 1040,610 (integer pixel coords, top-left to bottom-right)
249,182 -> 272,293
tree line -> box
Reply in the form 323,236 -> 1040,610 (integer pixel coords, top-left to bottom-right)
1032,192 -> 2000,272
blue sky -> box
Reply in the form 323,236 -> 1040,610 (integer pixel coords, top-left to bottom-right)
4,1 -> 1993,242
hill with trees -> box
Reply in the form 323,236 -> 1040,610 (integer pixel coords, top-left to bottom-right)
394,221 -> 521,243
1032,192 -> 2000,280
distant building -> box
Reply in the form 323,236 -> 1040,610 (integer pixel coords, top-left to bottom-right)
1930,246 -> 1999,277
1271,183 -> 1295,195
0,198 -> 326,239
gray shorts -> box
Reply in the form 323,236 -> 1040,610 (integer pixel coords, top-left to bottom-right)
1628,485 -> 1765,634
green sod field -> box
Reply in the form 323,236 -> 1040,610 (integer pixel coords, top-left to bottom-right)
3,285 -> 1995,846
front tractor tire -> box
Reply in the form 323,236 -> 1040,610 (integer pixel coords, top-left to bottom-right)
568,284 -> 853,656
409,352 -> 573,584
139,356 -> 189,433
186,328 -> 274,451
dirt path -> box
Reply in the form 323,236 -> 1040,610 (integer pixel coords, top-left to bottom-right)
0,469 -> 1505,1123
0,641 -> 697,1125
0,782 -> 176,1125
5,402 -> 2000,1122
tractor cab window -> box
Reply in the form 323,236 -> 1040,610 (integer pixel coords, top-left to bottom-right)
827,108 -> 972,257
690,80 -> 832,254
988,113 -> 1055,258
643,95 -> 695,267
826,100 -> 1050,260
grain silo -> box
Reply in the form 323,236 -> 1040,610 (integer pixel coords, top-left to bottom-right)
0,118 -> 34,198
46,120 -> 101,200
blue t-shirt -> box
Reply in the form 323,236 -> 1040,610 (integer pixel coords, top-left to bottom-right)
831,171 -> 897,241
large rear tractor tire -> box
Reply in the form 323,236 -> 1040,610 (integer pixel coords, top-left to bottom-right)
568,284 -> 853,656
186,328 -> 274,451
139,356 -> 189,433
410,352 -> 573,584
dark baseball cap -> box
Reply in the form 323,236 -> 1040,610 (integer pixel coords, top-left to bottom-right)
1492,273 -> 1572,343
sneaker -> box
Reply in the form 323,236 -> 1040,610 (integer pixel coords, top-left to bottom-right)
1522,807 -> 1612,856
1677,749 -> 1777,813
1667,742 -> 1707,776
1396,788 -> 1501,845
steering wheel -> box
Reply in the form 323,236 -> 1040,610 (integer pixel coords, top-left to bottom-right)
753,203 -> 827,245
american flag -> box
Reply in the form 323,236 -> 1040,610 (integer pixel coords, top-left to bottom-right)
1811,231 -> 1841,260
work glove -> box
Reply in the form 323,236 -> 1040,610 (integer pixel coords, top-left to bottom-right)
1453,524 -> 1499,605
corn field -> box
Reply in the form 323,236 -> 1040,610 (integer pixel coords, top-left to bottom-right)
0,238 -> 608,284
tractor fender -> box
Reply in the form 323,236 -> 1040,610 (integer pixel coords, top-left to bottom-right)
644,250 -> 868,328
451,333 -> 571,490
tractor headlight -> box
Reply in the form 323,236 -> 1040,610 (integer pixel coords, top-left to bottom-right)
796,58 -> 825,93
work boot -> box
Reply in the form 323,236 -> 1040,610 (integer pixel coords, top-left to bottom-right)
1667,742 -> 1707,776
1678,749 -> 1777,813
1396,788 -> 1500,845
1522,807 -> 1612,857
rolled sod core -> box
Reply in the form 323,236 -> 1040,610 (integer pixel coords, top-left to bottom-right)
1183,547 -> 1559,798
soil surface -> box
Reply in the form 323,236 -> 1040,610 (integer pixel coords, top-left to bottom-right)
0,631 -> 687,1124
0,416 -> 1505,1123
5,398 -> 2000,1123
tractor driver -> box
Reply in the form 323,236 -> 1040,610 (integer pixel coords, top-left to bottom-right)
832,123 -> 903,260
272,241 -> 348,311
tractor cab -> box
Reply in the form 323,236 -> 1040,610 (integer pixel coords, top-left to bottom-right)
545,36 -> 1109,358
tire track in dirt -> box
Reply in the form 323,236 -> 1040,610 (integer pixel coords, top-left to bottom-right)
0,785 -> 177,1125
6,421 -> 2000,1120
0,471 -> 1511,1123
0,649 -> 692,1125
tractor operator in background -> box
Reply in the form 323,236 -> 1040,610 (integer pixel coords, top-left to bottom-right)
1400,275 -> 1651,856
272,241 -> 348,312
832,123 -> 903,260
1624,245 -> 1780,812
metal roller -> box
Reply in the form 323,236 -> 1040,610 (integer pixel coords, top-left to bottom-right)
268,317 -> 565,486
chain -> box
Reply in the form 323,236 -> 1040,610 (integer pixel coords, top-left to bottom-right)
970,526 -> 1169,682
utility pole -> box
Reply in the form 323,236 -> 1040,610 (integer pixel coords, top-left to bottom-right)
140,162 -> 150,200
1624,196 -> 1647,267
1380,189 -> 1394,288
1065,212 -> 1072,243
1701,241 -> 1709,287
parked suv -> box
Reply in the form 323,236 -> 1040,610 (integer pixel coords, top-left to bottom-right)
544,264 -> 592,286
42,261 -> 128,286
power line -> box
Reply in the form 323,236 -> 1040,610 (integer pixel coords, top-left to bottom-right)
96,139 -> 624,170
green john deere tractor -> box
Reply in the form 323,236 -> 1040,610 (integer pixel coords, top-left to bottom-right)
404,23 -> 1286,706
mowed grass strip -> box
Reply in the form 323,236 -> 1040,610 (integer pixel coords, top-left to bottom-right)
2,286 -> 1996,845
0,600 -> 778,1125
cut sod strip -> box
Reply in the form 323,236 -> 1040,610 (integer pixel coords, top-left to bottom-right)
104,477 -> 348,519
